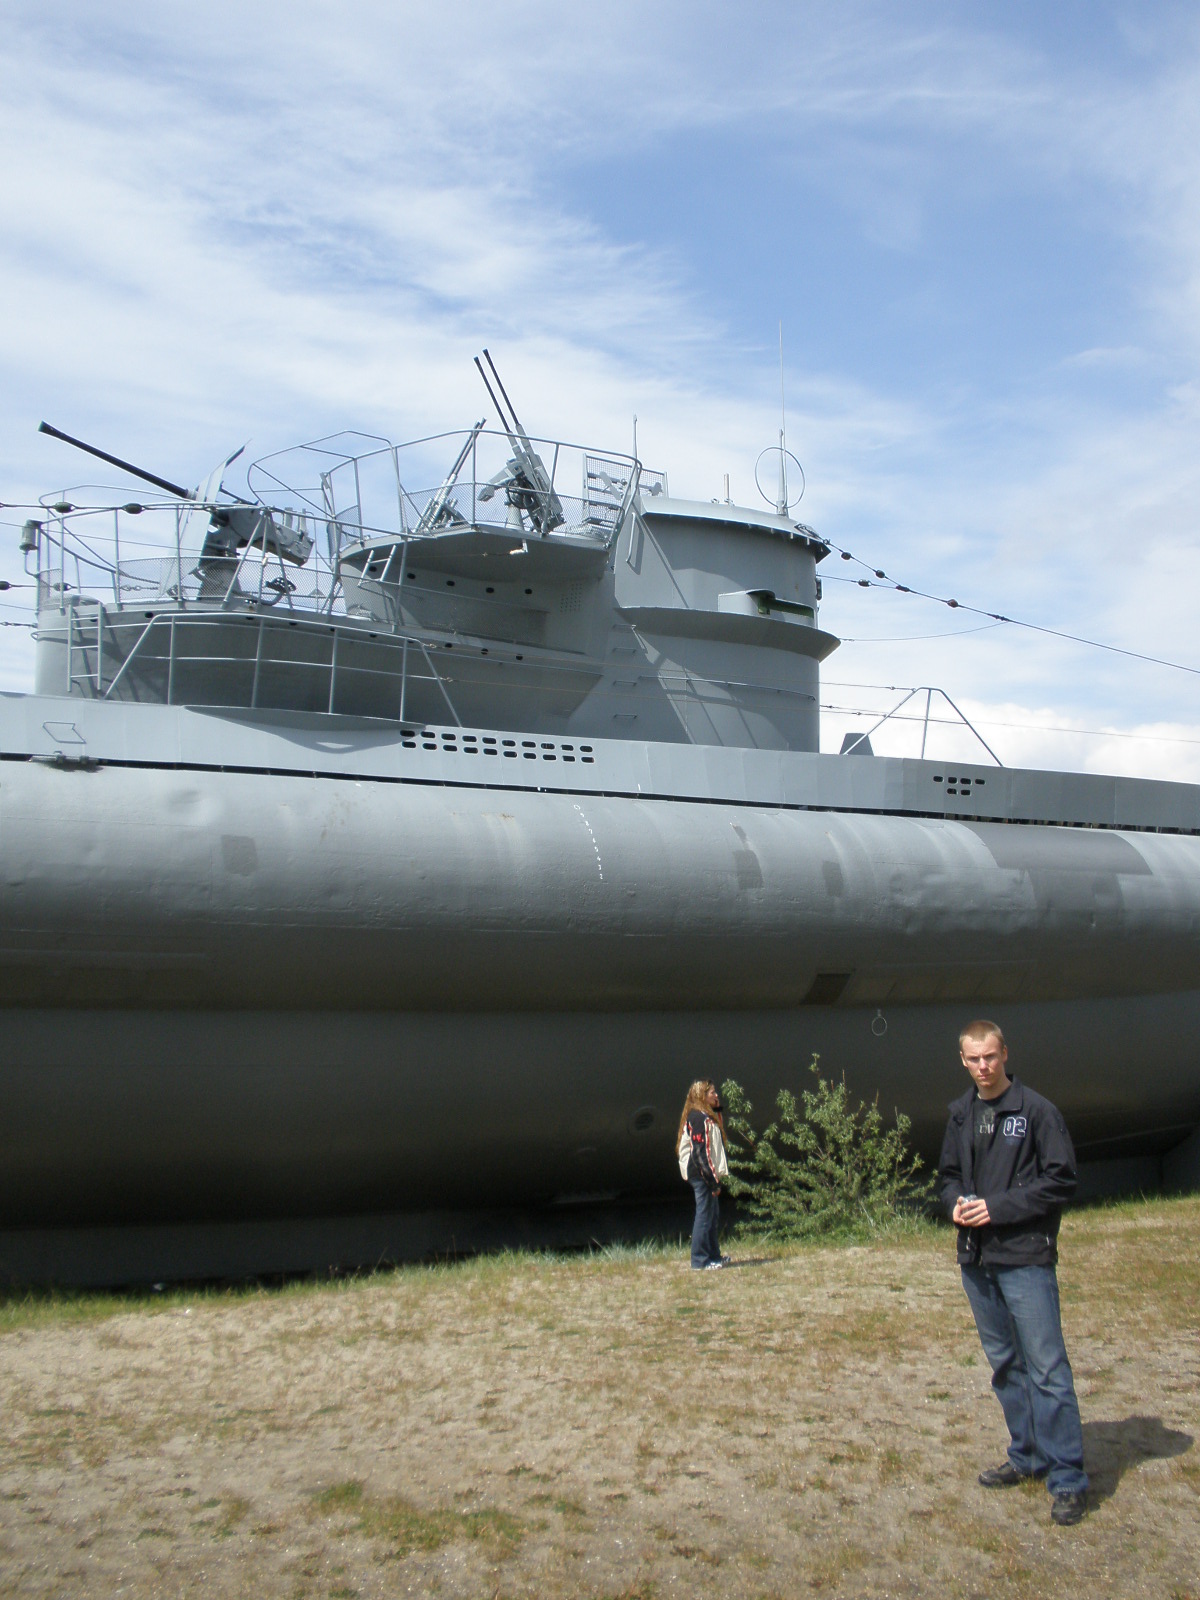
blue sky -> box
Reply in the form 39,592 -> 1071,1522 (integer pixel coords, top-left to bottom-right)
3,1 -> 1200,775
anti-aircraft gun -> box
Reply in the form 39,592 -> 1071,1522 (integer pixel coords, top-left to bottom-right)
473,350 -> 565,537
36,422 -> 314,578
413,417 -> 488,537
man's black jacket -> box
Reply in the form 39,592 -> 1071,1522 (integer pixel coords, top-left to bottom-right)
938,1076 -> 1077,1268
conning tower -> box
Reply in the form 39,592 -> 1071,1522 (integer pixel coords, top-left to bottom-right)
26,362 -> 837,752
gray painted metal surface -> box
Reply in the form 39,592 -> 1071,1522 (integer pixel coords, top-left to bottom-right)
4,727 -> 1200,1017
4,411 -> 1200,1278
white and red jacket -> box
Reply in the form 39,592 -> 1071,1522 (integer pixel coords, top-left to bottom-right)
678,1110 -> 728,1189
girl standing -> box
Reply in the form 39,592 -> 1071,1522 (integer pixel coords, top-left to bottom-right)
677,1080 -> 729,1270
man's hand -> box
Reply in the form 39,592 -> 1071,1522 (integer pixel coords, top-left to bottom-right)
953,1195 -> 991,1227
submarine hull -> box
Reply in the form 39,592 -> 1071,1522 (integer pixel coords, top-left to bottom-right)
2,997 -> 1200,1237
3,746 -> 1200,1242
11,420 -> 1199,1283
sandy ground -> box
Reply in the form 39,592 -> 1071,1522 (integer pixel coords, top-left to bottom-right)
1,1198 -> 1198,1600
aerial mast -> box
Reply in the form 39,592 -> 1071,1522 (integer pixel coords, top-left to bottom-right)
776,322 -> 788,516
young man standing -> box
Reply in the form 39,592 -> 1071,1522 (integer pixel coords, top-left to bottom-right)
939,1020 -> 1089,1526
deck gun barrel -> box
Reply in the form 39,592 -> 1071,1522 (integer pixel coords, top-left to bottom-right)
38,421 -> 192,499
473,350 -> 565,536
39,422 -> 312,568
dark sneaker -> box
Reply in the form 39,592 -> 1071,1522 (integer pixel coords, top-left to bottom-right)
1051,1492 -> 1087,1526
978,1462 -> 1026,1488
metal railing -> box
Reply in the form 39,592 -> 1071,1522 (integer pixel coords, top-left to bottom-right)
837,685 -> 1004,766
19,429 -> 655,726
27,428 -> 650,627
28,499 -> 343,621
48,602 -> 469,722
247,427 -> 645,564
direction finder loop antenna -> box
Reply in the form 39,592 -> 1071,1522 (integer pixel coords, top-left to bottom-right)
755,444 -> 805,514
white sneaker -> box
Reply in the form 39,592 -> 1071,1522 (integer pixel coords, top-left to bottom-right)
704,1261 -> 724,1271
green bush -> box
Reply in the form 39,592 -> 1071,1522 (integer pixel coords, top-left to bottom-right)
720,1056 -> 932,1240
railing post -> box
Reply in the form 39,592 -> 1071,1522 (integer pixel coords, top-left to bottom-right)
399,635 -> 409,724
251,616 -> 265,708
102,616 -> 159,701
392,445 -> 409,535
420,641 -> 462,726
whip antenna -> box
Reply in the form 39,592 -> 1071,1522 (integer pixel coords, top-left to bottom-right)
777,322 -> 788,515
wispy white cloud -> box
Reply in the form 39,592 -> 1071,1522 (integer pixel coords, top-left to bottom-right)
2,1 -> 1200,781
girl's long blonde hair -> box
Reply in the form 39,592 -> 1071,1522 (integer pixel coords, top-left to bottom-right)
676,1079 -> 723,1149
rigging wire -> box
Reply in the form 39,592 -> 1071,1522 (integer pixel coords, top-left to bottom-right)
820,554 -> 1200,679
821,702 -> 1200,747
839,621 -> 1004,643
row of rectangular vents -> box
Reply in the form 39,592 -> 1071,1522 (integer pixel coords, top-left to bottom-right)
393,738 -> 985,783
933,774 -> 985,798
400,730 -> 595,764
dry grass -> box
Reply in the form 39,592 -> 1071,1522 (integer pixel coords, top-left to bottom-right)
0,1198 -> 1197,1597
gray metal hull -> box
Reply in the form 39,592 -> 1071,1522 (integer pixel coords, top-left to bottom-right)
3,997 -> 1199,1235
14,420 -> 1198,1283
4,694 -> 1200,1247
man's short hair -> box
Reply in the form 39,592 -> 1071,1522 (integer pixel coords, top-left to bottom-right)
959,1019 -> 1006,1051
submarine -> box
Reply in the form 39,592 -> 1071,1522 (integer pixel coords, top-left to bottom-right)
2,352 -> 1199,1282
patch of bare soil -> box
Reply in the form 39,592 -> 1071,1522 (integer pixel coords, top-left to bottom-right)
1,1199 -> 1197,1600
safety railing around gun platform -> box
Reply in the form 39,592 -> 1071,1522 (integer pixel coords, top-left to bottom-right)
29,498 -> 343,620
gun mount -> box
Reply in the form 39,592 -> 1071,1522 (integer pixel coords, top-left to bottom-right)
473,350 -> 566,537
196,504 -> 313,569
413,418 -> 487,537
38,421 -> 313,568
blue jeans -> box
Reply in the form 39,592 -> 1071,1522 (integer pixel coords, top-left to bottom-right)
960,1263 -> 1087,1497
690,1178 -> 720,1268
